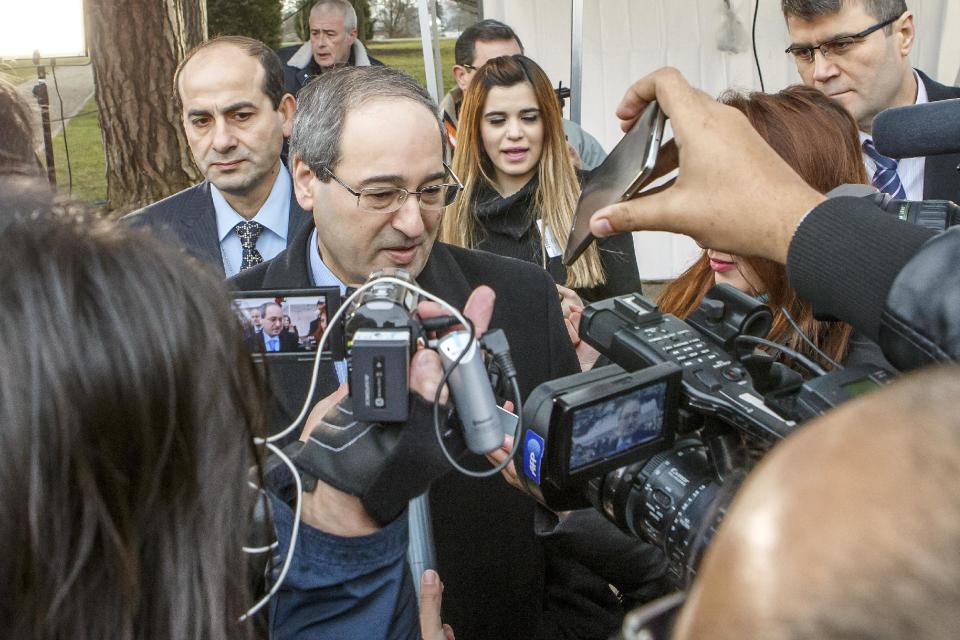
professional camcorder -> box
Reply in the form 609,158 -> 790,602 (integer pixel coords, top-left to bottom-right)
868,192 -> 960,231
518,284 -> 895,585
828,184 -> 960,231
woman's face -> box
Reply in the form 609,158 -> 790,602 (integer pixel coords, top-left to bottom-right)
282,315 -> 291,328
479,81 -> 544,191
707,250 -> 764,296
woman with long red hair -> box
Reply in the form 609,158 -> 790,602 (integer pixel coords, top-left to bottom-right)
657,85 -> 887,369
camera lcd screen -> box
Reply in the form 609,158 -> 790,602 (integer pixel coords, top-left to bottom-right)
568,381 -> 667,471
232,288 -> 341,358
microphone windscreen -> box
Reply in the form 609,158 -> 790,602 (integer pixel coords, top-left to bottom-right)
873,98 -> 960,158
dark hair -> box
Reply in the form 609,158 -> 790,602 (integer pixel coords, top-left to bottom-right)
0,177 -> 265,639
657,85 -> 868,369
174,35 -> 286,111
0,77 -> 43,176
781,0 -> 908,23
454,19 -> 525,66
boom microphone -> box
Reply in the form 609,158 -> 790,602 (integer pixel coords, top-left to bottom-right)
873,98 -> 960,158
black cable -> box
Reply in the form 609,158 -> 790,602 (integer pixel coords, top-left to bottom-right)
779,305 -> 843,370
752,0 -> 765,92
735,335 -> 827,376
50,59 -> 73,196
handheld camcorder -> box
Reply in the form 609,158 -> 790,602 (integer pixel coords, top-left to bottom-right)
343,268 -> 512,456
828,184 -> 960,232
518,284 -> 895,585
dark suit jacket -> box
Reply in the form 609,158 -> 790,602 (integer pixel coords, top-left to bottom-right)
122,178 -> 312,278
229,222 -> 625,640
255,330 -> 300,353
917,70 -> 960,204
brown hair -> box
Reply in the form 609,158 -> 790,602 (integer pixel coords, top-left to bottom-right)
657,85 -> 869,368
441,55 -> 606,289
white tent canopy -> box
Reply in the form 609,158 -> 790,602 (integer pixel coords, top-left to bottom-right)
474,0 -> 960,280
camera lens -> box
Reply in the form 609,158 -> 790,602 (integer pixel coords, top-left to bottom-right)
595,443 -> 732,586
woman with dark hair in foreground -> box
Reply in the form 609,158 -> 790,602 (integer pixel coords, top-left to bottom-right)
0,181 -> 428,639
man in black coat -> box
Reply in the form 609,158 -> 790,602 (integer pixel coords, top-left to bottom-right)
123,36 -> 311,278
783,0 -> 960,204
276,0 -> 384,99
231,65 -> 626,639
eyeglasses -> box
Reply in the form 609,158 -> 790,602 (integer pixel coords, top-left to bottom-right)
785,13 -> 901,64
461,64 -> 478,71
316,163 -> 463,214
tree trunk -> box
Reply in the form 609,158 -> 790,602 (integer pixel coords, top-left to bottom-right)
86,0 -> 206,216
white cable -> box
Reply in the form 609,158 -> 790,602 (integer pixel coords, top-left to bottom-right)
258,276 -> 471,445
240,442 -> 302,621
240,276 -> 473,619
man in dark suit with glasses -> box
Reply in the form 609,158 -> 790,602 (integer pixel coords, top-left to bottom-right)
230,64 -> 626,640
782,0 -> 960,204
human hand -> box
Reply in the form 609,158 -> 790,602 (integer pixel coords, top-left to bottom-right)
565,305 -> 601,371
413,286 -> 496,403
299,384 -> 380,536
419,570 -> 456,640
589,67 -> 825,264
556,284 -> 584,319
485,433 -> 522,492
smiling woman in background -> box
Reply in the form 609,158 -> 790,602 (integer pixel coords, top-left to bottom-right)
441,54 -> 642,316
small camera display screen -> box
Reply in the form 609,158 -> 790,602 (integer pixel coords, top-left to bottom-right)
568,381 -> 667,471
233,291 -> 336,356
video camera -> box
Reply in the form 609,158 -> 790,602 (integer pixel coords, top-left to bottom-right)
517,284 -> 895,585
343,268 -> 515,456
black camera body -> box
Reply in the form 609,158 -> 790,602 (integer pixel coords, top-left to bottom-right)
344,270 -> 425,423
870,192 -> 960,232
518,362 -> 682,512
518,284 -> 896,585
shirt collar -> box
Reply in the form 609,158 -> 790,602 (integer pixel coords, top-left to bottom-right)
212,163 -> 292,242
860,70 -> 929,145
307,227 -> 349,295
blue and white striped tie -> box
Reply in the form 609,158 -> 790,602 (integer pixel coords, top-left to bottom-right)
862,139 -> 907,199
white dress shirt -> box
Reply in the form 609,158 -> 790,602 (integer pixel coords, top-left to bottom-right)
860,70 -> 929,201
308,227 -> 350,383
212,164 -> 292,277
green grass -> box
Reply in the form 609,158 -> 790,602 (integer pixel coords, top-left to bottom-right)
362,37 -> 458,94
51,96 -> 107,206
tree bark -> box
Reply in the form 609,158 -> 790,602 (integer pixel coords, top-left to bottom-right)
86,0 -> 206,215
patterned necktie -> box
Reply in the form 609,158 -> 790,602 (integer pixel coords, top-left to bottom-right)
235,221 -> 265,271
862,139 -> 907,199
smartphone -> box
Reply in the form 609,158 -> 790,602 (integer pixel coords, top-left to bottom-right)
231,287 -> 344,361
563,101 -> 666,266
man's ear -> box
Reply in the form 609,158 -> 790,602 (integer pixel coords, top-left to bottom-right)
897,11 -> 916,56
292,157 -> 316,212
278,93 -> 297,138
347,27 -> 358,46
452,65 -> 470,92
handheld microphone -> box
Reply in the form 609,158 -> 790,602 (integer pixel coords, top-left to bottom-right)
873,98 -> 960,158
437,330 -> 504,455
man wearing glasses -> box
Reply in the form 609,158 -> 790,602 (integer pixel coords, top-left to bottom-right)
230,65 -> 621,639
783,0 -> 960,204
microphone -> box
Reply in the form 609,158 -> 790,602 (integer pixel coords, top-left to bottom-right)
873,98 -> 960,158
